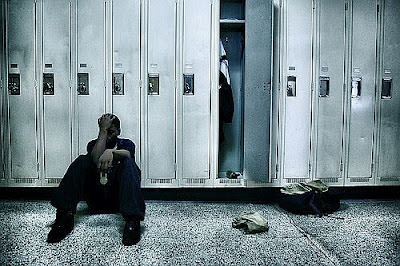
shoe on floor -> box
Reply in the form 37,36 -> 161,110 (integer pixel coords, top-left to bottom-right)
47,210 -> 74,243
122,220 -> 141,246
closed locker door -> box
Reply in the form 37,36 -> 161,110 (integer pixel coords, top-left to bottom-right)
145,0 -> 177,180
377,0 -> 400,183
76,0 -> 106,154
42,0 -> 71,181
281,0 -> 313,180
7,0 -> 38,181
112,0 -> 141,160
314,0 -> 345,182
180,0 -> 211,180
347,0 -> 377,180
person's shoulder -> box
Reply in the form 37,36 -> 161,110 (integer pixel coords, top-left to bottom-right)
117,138 -> 135,146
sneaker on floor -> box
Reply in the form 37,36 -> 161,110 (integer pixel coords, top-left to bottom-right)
122,220 -> 141,246
47,210 -> 74,243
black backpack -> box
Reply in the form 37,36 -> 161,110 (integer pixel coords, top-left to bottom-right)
279,180 -> 341,217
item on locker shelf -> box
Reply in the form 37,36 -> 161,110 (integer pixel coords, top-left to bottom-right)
232,211 -> 269,234
226,170 -> 240,179
279,180 -> 341,217
219,40 -> 234,144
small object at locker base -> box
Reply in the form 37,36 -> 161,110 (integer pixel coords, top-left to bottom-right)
100,172 -> 108,185
226,170 -> 240,179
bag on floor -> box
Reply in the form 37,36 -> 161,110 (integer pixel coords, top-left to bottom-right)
278,180 -> 341,217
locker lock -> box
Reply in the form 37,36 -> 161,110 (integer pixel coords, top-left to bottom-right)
77,73 -> 89,95
287,76 -> 296,97
43,73 -> 54,95
113,73 -> 124,95
351,77 -> 361,98
183,74 -> 194,95
148,74 -> 159,95
381,78 -> 392,99
8,73 -> 20,95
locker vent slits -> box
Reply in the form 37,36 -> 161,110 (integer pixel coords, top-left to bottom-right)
185,179 -> 206,184
219,179 -> 241,184
13,178 -> 36,184
319,178 -> 339,183
380,177 -> 399,182
150,179 -> 173,184
286,178 -> 309,184
350,177 -> 370,183
47,178 -> 62,184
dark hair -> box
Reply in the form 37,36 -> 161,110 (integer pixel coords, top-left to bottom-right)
111,114 -> 120,130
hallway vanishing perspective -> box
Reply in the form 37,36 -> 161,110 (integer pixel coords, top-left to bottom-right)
1,199 -> 399,265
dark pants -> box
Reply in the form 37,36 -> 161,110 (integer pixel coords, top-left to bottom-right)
51,155 -> 145,221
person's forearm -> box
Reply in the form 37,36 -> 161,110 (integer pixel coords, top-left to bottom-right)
112,149 -> 131,161
91,130 -> 108,165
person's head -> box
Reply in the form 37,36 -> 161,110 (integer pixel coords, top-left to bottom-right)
105,114 -> 121,146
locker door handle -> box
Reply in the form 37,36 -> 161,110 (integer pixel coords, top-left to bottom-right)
8,73 -> 20,95
319,77 -> 329,97
351,77 -> 361,98
43,73 -> 54,95
183,74 -> 194,95
382,78 -> 392,99
287,76 -> 296,97
77,73 -> 89,95
148,74 -> 159,95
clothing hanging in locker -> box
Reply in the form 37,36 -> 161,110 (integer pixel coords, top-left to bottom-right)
219,40 -> 234,144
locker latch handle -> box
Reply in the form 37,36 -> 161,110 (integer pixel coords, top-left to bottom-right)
381,78 -> 392,99
183,74 -> 194,95
351,77 -> 361,98
287,76 -> 296,97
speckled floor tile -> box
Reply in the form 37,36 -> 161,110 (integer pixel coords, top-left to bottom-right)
0,199 -> 399,265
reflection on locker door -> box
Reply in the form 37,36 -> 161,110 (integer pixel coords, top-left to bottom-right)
180,0 -> 211,180
112,0 -> 141,163
42,0 -> 71,182
7,0 -> 38,183
314,0 -> 345,184
76,0 -> 106,155
376,0 -> 400,185
145,0 -> 177,180
346,0 -> 377,182
280,0 -> 313,181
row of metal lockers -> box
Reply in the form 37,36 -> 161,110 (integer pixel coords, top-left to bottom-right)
1,0 -> 399,188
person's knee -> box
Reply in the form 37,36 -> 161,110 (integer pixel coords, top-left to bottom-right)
120,157 -> 135,167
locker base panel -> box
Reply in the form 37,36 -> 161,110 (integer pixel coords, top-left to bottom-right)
0,199 -> 399,265
1,186 -> 399,202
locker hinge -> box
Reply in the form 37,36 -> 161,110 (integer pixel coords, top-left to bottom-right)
174,80 -> 178,88
343,83 -> 346,93
104,80 -> 107,88
311,82 -> 314,91
345,3 -> 348,11
308,163 -> 312,172
371,163 -> 374,173
340,163 -> 344,172
312,0 -> 316,10
139,80 -> 143,88
37,163 -> 40,173
276,164 -> 279,172
174,163 -> 177,172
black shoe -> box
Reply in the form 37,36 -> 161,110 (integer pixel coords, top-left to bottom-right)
122,220 -> 141,246
47,210 -> 74,243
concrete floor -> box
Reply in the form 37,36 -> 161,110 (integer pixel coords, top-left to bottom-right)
0,199 -> 399,265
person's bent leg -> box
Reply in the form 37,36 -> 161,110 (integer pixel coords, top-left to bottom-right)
116,157 -> 145,246
48,154 -> 95,243
51,155 -> 95,213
